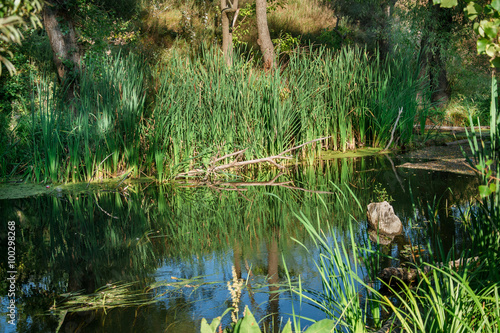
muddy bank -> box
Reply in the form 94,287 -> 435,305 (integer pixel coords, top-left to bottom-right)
397,140 -> 477,176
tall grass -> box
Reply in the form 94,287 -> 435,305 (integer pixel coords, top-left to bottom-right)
464,73 -> 500,285
5,44 -> 425,183
371,75 -> 500,333
27,53 -> 147,183
287,212 -> 366,333
151,45 -> 425,181
282,205 -> 500,333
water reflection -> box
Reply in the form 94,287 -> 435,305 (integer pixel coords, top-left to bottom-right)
0,155 -> 479,332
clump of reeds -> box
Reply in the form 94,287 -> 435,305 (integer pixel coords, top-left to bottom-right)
9,44 -> 425,183
27,52 -> 147,183
150,45 -> 424,181
284,194 -> 500,333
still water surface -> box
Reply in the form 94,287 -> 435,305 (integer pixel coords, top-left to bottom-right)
0,154 -> 478,332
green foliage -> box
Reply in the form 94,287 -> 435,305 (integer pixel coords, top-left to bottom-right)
373,183 -> 394,202
1,43 -> 427,182
75,0 -> 139,60
287,212 -> 366,332
272,31 -> 300,54
0,0 -> 43,75
435,0 -> 500,67
281,203 -> 500,333
150,45 -> 424,181
201,305 -> 338,332
24,52 -> 147,183
467,3 -> 500,66
433,0 -> 458,7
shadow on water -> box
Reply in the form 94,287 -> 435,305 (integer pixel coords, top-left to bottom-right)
0,154 -> 479,332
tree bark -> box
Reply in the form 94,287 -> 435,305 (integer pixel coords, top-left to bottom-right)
430,45 -> 450,105
42,1 -> 81,99
221,0 -> 238,67
378,0 -> 397,57
256,0 -> 275,71
418,0 -> 451,108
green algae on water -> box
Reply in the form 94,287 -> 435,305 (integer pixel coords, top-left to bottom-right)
319,148 -> 384,159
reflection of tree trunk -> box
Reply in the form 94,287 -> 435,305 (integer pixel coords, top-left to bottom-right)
68,261 -> 95,294
42,1 -> 81,100
65,261 -> 96,332
221,0 -> 238,66
256,0 -> 275,71
233,242 -> 242,279
265,233 -> 279,333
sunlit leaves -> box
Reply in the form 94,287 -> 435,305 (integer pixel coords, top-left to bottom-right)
482,19 -> 499,39
478,183 -> 497,197
460,2 -> 500,67
477,38 -> 489,53
433,0 -> 458,8
466,2 -> 483,20
0,0 -> 43,75
493,0 -> 500,12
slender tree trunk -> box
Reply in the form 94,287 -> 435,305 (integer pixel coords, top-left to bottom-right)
256,0 -> 275,71
42,1 -> 81,100
378,0 -> 397,57
221,0 -> 238,67
418,0 -> 451,107
430,45 -> 450,105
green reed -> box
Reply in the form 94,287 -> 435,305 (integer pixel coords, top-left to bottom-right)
151,45 -> 425,181
10,44 -> 425,183
281,199 -> 500,333
26,53 -> 147,183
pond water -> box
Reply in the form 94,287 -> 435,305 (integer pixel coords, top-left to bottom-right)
0,154 -> 479,332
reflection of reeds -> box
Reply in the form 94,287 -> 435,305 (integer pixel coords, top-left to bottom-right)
51,282 -> 153,314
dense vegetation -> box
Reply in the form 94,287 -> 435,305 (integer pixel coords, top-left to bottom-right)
0,0 -> 493,183
1,0 -> 499,332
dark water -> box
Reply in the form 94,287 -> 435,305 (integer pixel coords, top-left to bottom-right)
0,154 -> 478,332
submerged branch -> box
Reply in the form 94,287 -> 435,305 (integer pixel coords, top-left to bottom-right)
379,256 -> 480,285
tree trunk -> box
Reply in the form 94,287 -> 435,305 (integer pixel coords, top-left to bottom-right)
221,0 -> 238,67
430,45 -> 450,106
378,0 -> 397,57
256,0 -> 275,71
42,1 -> 81,100
418,1 -> 451,108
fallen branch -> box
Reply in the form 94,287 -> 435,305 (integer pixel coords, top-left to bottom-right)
383,107 -> 403,151
176,136 -> 331,180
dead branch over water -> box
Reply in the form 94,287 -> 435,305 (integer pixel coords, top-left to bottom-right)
175,136 -> 331,180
